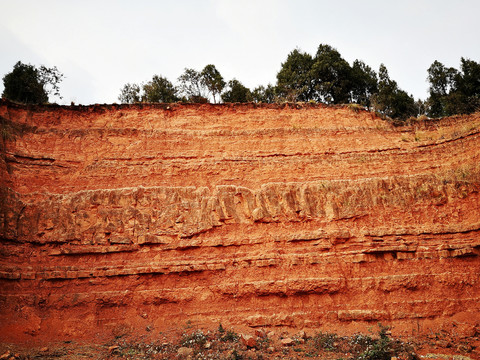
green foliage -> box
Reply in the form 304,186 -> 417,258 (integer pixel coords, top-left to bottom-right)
276,49 -> 314,102
181,329 -> 208,348
274,43 -> 435,120
201,64 -> 226,103
372,64 -> 416,120
310,331 -> 338,352
311,44 -> 353,104
142,75 -> 178,102
220,330 -> 239,343
178,68 -> 209,101
427,58 -> 480,117
350,60 -> 378,107
216,323 -> 239,342
230,349 -> 243,360
276,44 -> 360,104
2,61 -> 63,104
118,83 -> 141,104
348,103 -> 365,113
221,79 -> 252,103
118,75 -> 178,104
252,84 -> 277,103
357,325 -> 392,360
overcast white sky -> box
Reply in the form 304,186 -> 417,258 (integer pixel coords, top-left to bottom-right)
1,0 -> 479,105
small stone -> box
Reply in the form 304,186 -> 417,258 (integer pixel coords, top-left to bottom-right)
267,331 -> 275,338
0,351 -> 11,360
240,334 -> 257,348
267,346 -> 275,353
177,347 -> 194,357
204,341 -> 212,349
281,338 -> 294,346
108,345 -> 119,354
255,328 -> 267,339
40,347 -> 49,352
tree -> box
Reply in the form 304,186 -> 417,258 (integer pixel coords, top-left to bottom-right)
426,58 -> 480,117
455,57 -> 480,113
221,79 -> 252,103
372,64 -> 416,120
350,60 -> 378,108
177,68 -> 208,102
2,61 -> 63,104
426,60 -> 458,117
118,76 -> 178,104
201,64 -> 225,103
457,58 -> 480,97
118,83 -> 141,104
142,75 -> 178,103
252,84 -> 277,103
276,49 -> 314,101
310,44 -> 352,104
427,60 -> 457,97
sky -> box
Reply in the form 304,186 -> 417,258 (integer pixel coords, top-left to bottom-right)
1,0 -> 479,105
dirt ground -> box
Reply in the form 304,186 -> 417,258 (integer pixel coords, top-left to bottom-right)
1,324 -> 479,360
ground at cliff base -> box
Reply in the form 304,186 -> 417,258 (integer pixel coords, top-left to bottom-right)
1,325 -> 479,360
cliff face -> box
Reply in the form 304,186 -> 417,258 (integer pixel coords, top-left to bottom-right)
1,101 -> 479,344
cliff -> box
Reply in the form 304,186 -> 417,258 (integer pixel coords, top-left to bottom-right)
1,100 -> 479,344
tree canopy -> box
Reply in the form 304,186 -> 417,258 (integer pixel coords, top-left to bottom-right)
2,61 -> 63,104
201,64 -> 225,103
113,44 -> 480,120
118,83 -> 141,104
143,75 -> 178,103
311,44 -> 352,104
221,79 -> 252,103
118,75 -> 177,104
350,60 -> 378,107
177,68 -> 209,102
426,58 -> 480,117
372,64 -> 416,120
276,49 -> 314,102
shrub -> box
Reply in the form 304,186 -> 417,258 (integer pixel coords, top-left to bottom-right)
221,329 -> 239,342
181,329 -> 208,348
348,103 -> 365,113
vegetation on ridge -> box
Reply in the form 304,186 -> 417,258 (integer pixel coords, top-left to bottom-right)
1,61 -> 63,104
2,43 -> 479,121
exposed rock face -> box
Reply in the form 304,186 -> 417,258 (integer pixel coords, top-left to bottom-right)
1,100 -> 479,343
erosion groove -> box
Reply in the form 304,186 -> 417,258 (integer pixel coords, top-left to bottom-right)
0,100 -> 479,344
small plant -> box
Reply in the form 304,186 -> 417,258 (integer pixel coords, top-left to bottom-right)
255,334 -> 271,351
218,323 -> 225,335
348,103 -> 364,113
181,329 -> 208,348
221,329 -> 240,342
414,131 -> 422,142
357,324 -> 392,360
350,333 -> 375,349
230,349 -> 243,360
306,331 -> 338,355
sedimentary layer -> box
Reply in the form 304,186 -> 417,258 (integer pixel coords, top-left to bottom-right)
0,101 -> 479,343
